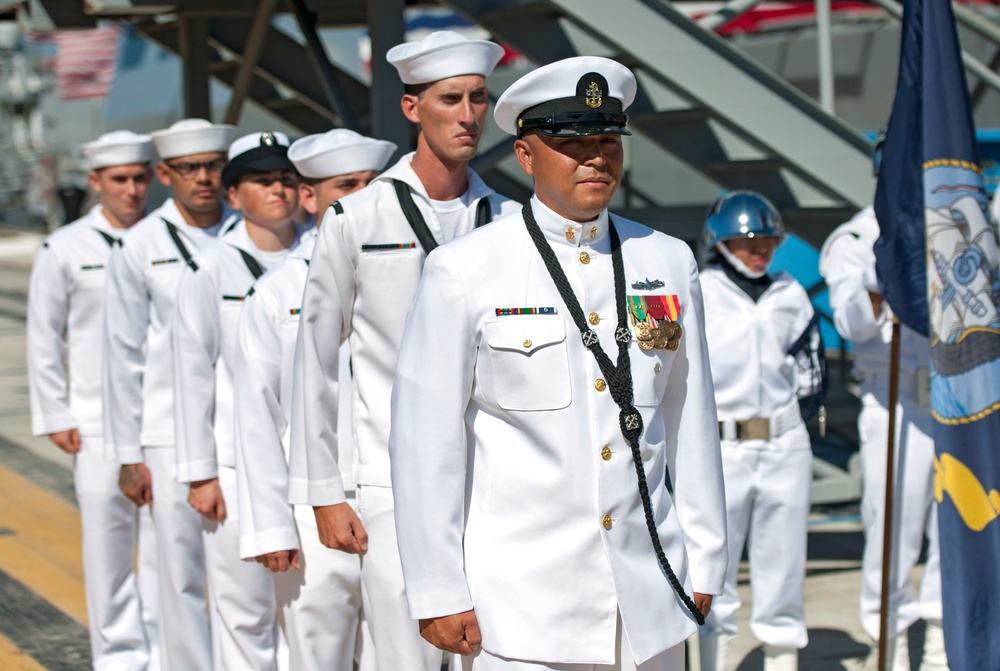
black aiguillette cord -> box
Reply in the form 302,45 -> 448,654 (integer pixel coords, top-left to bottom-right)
521,202 -> 704,625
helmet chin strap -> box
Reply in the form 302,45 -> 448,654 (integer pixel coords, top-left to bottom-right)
716,241 -> 768,279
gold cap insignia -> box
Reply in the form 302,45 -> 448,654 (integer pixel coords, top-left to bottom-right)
518,118 -> 523,129
260,131 -> 277,147
585,81 -> 602,109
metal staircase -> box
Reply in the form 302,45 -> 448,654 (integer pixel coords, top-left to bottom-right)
444,0 -> 875,248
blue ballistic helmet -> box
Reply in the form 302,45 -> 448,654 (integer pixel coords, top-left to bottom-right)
702,190 -> 786,250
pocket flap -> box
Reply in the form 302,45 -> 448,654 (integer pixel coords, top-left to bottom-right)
486,316 -> 566,354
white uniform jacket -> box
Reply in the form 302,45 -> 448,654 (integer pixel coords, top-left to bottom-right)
389,197 -> 728,665
103,199 -> 238,462
172,221 -> 309,484
233,232 -> 357,559
701,266 -> 818,446
28,206 -> 125,436
288,153 -> 519,505
818,206 -> 929,402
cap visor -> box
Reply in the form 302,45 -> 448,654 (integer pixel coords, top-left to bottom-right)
529,124 -> 632,138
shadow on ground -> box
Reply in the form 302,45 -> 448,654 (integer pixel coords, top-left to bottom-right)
734,628 -> 869,670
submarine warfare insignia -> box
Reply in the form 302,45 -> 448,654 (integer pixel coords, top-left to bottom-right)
630,277 -> 665,291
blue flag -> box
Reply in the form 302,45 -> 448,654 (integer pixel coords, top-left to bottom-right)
875,0 -> 1000,668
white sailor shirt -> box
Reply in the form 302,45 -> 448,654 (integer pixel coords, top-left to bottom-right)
102,198 -> 238,462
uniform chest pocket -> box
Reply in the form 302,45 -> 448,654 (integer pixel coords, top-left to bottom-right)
631,348 -> 674,407
483,316 -> 571,411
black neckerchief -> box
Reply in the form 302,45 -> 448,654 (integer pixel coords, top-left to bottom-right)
163,218 -> 198,271
93,228 -> 118,247
714,253 -> 772,303
521,202 -> 705,625
392,179 -> 492,254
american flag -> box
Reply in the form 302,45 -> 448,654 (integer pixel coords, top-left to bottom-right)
51,25 -> 120,100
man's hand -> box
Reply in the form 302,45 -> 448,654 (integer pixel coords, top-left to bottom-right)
119,463 -> 153,506
314,503 -> 368,554
188,478 -> 226,522
419,610 -> 482,655
48,428 -> 81,454
255,549 -> 300,573
694,592 -> 713,619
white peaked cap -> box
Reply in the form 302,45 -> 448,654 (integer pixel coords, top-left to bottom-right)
386,30 -> 505,85
150,118 -> 237,159
494,56 -> 637,137
288,129 -> 397,179
227,130 -> 291,160
80,130 -> 154,170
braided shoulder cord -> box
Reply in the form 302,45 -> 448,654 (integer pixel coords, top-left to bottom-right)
521,203 -> 704,624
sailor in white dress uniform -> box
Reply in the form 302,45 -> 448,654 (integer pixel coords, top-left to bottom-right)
28,130 -> 160,671
389,56 -> 728,671
234,129 -> 395,671
102,118 -> 238,671
819,204 -> 947,671
173,132 -> 310,670
288,31 -> 519,671
697,191 -> 824,671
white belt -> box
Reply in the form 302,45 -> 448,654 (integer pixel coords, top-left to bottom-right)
718,404 -> 803,442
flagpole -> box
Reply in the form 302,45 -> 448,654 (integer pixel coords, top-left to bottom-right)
878,316 -> 902,671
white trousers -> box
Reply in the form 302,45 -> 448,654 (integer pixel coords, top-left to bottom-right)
203,465 -> 282,671
76,437 -> 159,671
356,484 -> 444,671
145,446 -> 213,671
703,436 -> 812,649
273,500 -> 368,671
858,392 -> 942,639
461,613 -> 684,670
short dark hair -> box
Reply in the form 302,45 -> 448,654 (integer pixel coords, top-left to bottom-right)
404,82 -> 429,98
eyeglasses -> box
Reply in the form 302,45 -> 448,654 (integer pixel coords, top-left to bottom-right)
165,158 -> 227,179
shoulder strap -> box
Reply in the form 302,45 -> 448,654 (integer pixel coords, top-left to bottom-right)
474,196 -> 492,229
163,218 -> 198,271
235,247 -> 266,280
787,312 -> 821,357
331,201 -> 344,215
392,179 -> 438,254
94,228 -> 118,248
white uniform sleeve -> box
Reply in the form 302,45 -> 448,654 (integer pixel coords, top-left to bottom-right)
234,286 -> 299,559
103,238 -> 150,463
172,262 -> 221,483
389,246 -> 476,617
27,242 -> 76,435
287,208 -> 354,506
662,251 -> 728,596
822,233 -> 883,344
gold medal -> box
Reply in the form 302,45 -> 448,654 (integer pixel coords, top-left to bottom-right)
635,321 -> 652,341
651,323 -> 670,350
638,338 -> 654,351
664,321 -> 683,351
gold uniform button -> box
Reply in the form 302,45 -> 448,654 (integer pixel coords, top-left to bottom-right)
579,251 -> 591,265
588,312 -> 600,325
523,339 -> 532,349
601,446 -> 612,461
594,378 -> 607,392
602,514 -> 613,530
